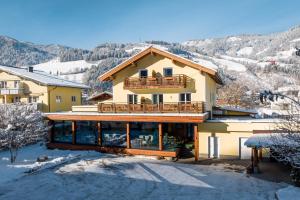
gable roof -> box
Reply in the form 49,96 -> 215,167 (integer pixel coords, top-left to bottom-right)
99,46 -> 223,84
0,65 -> 89,89
87,91 -> 113,101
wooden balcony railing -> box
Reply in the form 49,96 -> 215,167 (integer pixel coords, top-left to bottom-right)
124,74 -> 191,89
0,88 -> 24,95
98,102 -> 205,114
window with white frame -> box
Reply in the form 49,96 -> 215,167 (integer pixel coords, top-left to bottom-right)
128,94 -> 138,104
71,96 -> 76,102
163,68 -> 173,77
152,94 -> 163,104
0,81 -> 7,88
179,93 -> 191,103
56,96 -> 62,103
139,69 -> 148,78
28,96 -> 39,103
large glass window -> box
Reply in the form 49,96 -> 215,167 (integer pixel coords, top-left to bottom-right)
75,121 -> 98,145
130,122 -> 158,150
102,122 -> 127,147
53,121 -> 73,143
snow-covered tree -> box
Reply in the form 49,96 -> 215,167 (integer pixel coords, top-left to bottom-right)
0,103 -> 48,163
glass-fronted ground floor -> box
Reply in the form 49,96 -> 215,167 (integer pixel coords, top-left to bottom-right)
48,120 -> 199,160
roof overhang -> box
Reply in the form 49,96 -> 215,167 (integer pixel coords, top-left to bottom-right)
98,46 -> 223,85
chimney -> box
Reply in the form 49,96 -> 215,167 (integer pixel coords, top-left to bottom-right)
28,66 -> 34,72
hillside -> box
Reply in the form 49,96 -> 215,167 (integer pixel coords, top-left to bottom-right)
0,26 -> 300,105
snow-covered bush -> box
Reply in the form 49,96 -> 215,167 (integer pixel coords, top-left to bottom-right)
271,107 -> 300,185
0,103 -> 48,163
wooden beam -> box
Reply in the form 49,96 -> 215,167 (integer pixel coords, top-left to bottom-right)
48,120 -> 54,143
47,143 -> 178,157
97,122 -> 102,146
72,121 -> 76,145
159,123 -> 163,151
194,124 -> 199,161
259,148 -> 263,161
126,122 -> 131,148
46,114 -> 205,123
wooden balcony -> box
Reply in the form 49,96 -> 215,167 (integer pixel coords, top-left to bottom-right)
98,101 -> 205,114
124,74 -> 191,89
0,88 -> 24,95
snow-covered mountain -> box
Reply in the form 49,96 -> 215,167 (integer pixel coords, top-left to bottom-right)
0,26 -> 300,95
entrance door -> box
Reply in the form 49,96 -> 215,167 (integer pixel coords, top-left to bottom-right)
239,137 -> 252,159
208,136 -> 219,158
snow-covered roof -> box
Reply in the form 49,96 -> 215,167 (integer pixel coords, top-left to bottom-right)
216,106 -> 257,114
0,65 -> 89,89
87,91 -> 113,101
245,133 -> 299,148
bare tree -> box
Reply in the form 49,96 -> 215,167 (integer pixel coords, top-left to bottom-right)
218,80 -> 257,108
0,103 -> 48,163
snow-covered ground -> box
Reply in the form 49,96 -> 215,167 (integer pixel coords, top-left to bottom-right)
0,143 -> 98,184
0,144 -> 290,200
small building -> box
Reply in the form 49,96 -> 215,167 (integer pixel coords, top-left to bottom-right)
0,65 -> 89,112
87,91 -> 113,104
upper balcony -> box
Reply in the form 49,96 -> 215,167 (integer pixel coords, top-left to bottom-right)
97,101 -> 205,114
124,74 -> 192,89
0,88 -> 24,95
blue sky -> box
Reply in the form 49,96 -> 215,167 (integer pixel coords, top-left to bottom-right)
0,0 -> 299,49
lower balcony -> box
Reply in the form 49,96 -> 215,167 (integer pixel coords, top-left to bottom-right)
97,102 -> 205,114
0,88 -> 24,95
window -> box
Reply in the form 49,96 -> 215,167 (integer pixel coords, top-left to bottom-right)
152,94 -> 163,104
14,81 -> 20,88
0,81 -> 7,88
28,96 -> 39,103
163,68 -> 173,77
71,96 -> 76,102
56,96 -> 62,103
128,94 -> 138,104
13,96 -> 20,103
139,69 -> 148,78
179,93 -> 191,103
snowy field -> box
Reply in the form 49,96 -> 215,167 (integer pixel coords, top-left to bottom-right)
0,144 -> 293,200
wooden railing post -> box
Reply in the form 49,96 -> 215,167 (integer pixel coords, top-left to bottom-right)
159,123 -> 163,151
97,122 -> 102,146
126,122 -> 131,149
72,121 -> 76,145
194,124 -> 199,161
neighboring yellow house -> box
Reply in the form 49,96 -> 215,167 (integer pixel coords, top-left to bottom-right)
0,65 -> 89,112
45,46 -> 277,161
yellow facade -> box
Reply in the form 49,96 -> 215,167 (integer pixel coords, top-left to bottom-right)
0,71 -> 83,112
112,53 -> 217,112
198,120 -> 276,158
